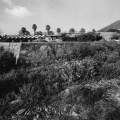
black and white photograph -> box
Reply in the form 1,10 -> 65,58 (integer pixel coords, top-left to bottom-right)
0,0 -> 120,120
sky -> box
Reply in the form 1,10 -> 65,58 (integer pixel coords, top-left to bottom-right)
0,0 -> 120,35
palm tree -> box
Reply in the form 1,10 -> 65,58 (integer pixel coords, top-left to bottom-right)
32,24 -> 37,35
46,25 -> 51,35
57,28 -> 61,35
69,28 -> 75,34
92,29 -> 96,33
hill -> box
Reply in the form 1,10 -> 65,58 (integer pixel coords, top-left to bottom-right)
98,20 -> 120,32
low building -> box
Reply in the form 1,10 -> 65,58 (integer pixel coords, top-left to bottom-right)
1,35 -> 43,42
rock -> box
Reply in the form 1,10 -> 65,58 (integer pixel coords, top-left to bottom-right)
16,109 -> 26,115
20,50 -> 27,54
65,88 -> 70,96
40,45 -> 47,51
71,111 -> 78,117
56,47 -> 64,57
10,99 -> 22,105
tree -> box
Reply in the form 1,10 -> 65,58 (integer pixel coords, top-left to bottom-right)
46,25 -> 51,35
25,31 -> 30,35
19,27 -> 27,36
19,27 -> 30,36
92,29 -> 96,33
57,28 -> 61,35
80,28 -> 85,34
32,24 -> 37,35
69,28 -> 75,34
35,31 -> 42,35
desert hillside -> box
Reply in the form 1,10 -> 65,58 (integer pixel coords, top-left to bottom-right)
98,20 -> 120,32
1,41 -> 120,120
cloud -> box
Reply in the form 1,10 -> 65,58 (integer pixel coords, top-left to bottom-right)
1,0 -> 32,18
1,0 -> 13,6
5,6 -> 32,18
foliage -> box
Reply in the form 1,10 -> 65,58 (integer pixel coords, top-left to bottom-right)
18,27 -> 30,36
77,32 -> 102,42
80,28 -> 85,34
61,32 -> 102,42
46,25 -> 51,33
69,28 -> 75,34
1,41 -> 120,119
57,28 -> 61,34
32,24 -> 37,31
0,47 -> 16,74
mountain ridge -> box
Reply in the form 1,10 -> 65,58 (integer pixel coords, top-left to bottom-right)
98,20 -> 120,32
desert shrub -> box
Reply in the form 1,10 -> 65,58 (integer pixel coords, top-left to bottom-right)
102,41 -> 120,53
93,51 -> 108,63
51,58 -> 101,85
17,57 -> 32,68
0,68 -> 28,98
46,79 -> 120,120
90,42 -> 108,53
106,51 -> 120,63
71,43 -> 92,59
101,63 -> 120,79
0,47 -> 16,74
2,41 -> 120,119
0,92 -> 20,118
19,81 -> 46,112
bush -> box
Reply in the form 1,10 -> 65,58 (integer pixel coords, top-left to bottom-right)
101,63 -> 120,79
61,33 -> 78,41
61,32 -> 102,42
106,51 -> 120,63
0,68 -> 29,98
47,79 -> 120,120
77,32 -> 102,42
2,41 -> 120,119
0,47 -> 16,74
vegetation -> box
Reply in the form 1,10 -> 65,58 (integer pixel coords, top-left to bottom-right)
46,25 -> 51,35
32,24 -> 37,35
1,40 -> 120,119
18,27 -> 30,36
79,28 -> 85,34
57,28 -> 61,35
69,28 -> 75,34
0,47 -> 16,74
92,29 -> 96,33
61,32 -> 102,42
